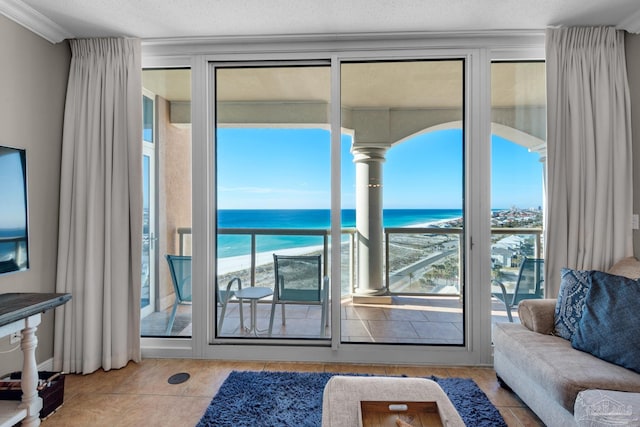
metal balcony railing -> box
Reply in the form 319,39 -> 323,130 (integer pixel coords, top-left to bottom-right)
0,236 -> 28,271
176,226 -> 542,297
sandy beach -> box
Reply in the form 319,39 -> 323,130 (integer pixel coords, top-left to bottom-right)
217,244 -> 325,275
216,216 -> 461,275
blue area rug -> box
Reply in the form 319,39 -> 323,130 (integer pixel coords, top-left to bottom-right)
196,371 -> 507,427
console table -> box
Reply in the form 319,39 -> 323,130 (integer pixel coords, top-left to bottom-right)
0,293 -> 71,427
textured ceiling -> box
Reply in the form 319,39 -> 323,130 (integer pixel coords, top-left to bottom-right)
3,0 -> 640,42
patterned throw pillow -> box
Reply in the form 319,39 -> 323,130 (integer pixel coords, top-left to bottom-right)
572,271 -> 640,373
554,268 -> 591,340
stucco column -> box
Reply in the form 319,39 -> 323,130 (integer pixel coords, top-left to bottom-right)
352,146 -> 387,296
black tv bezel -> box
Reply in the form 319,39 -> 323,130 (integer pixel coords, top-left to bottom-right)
0,144 -> 29,275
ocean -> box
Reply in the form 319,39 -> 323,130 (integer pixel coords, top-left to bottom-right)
216,209 -> 461,258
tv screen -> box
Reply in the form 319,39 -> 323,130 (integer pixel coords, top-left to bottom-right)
0,146 -> 29,274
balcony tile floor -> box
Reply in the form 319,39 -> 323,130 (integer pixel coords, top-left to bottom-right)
142,296 -> 515,343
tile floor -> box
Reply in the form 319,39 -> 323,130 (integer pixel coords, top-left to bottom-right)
40,358 -> 544,427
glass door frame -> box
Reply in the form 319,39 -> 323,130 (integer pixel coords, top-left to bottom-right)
140,59 -> 197,356
140,33 -> 545,365
204,48 -> 484,365
488,52 -> 547,329
211,60 -> 333,343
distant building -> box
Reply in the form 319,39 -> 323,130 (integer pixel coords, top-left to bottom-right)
492,235 -> 527,267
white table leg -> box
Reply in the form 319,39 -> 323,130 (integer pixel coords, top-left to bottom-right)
245,299 -> 266,336
20,318 -> 42,427
249,299 -> 258,335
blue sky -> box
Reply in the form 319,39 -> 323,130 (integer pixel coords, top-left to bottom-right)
217,127 -> 543,210
491,135 -> 544,209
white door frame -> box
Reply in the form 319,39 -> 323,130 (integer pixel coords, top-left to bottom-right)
142,89 -> 157,318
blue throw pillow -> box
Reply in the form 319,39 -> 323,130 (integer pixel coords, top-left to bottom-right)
571,271 -> 640,373
554,268 -> 591,340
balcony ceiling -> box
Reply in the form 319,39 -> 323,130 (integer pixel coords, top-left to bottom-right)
143,62 -> 545,108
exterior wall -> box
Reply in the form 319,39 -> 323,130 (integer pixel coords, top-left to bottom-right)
0,15 -> 70,374
627,33 -> 640,257
157,96 -> 192,310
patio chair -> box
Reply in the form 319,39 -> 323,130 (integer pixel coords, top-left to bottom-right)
165,254 -> 192,334
217,276 -> 244,335
492,257 -> 544,322
268,254 -> 329,337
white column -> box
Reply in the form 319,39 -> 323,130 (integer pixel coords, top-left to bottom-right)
352,146 -> 387,296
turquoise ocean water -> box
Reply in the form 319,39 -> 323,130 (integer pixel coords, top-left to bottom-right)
217,209 -> 461,258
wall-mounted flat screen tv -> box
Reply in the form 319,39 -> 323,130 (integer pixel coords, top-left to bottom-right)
0,145 -> 29,274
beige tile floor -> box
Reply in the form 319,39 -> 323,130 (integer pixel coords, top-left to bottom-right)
40,358 -> 544,427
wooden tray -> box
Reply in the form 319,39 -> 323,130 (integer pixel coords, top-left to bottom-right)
359,401 -> 443,427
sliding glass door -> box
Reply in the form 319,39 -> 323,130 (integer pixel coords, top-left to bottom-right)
340,60 -> 465,345
140,68 -> 193,338
211,59 -> 466,346
489,61 -> 546,326
139,34 -> 545,365
214,64 -> 332,340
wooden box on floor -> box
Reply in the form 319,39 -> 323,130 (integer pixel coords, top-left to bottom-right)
0,371 -> 65,419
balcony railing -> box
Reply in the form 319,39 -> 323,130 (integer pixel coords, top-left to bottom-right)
177,226 -> 542,297
385,227 -> 463,296
491,227 -> 542,259
0,236 -> 28,271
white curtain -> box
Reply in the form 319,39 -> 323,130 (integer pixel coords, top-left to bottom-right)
54,38 -> 142,374
545,27 -> 633,298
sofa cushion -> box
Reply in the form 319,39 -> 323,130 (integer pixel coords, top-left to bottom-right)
571,271 -> 640,373
493,322 -> 640,413
554,268 -> 591,340
607,256 -> 640,279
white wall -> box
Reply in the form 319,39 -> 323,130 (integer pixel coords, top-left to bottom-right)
0,14 -> 70,375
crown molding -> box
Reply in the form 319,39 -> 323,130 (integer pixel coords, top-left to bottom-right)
142,29 -> 545,47
0,0 -> 73,43
618,8 -> 640,34
141,29 -> 545,58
